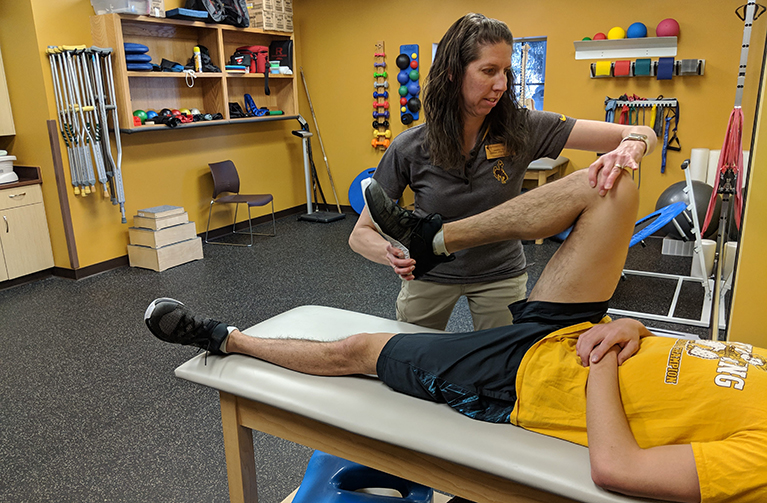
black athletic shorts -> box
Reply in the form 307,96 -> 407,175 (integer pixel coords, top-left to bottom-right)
376,299 -> 608,423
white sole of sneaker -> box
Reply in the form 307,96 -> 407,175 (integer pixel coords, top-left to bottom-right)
144,297 -> 183,322
362,184 -> 411,259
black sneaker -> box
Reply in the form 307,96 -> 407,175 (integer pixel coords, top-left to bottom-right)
363,179 -> 455,279
144,298 -> 229,355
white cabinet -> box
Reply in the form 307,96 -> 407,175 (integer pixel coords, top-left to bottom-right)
0,183 -> 54,280
0,45 -> 15,136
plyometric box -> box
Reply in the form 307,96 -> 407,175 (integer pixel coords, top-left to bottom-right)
128,237 -> 203,272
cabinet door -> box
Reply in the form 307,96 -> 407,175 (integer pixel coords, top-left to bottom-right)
0,203 -> 54,279
0,239 -> 8,282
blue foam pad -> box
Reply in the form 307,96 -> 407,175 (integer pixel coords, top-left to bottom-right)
125,53 -> 152,63
123,42 -> 149,54
292,451 -> 432,503
165,8 -> 209,20
348,168 -> 377,215
126,62 -> 154,71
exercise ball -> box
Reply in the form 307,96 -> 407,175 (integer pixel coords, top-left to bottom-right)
627,22 -> 647,38
607,26 -> 626,40
655,181 -> 720,240
593,32 -> 607,40
656,18 -> 680,37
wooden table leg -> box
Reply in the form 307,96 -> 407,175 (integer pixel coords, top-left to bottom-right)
220,392 -> 259,503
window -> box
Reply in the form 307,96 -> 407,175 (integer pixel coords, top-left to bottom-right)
512,37 -> 547,111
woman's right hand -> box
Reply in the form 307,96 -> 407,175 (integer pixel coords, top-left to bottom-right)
386,244 -> 416,280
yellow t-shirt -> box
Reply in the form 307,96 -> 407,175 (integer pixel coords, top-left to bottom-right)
511,320 -> 767,503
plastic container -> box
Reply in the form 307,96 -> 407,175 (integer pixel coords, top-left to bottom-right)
91,0 -> 150,15
0,155 -> 18,185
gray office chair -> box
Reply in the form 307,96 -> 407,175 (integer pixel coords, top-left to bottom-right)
204,160 -> 276,247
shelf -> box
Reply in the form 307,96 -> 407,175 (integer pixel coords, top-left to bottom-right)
127,72 -> 224,78
574,37 -> 677,60
123,14 -> 292,37
225,73 -> 294,78
120,114 -> 300,134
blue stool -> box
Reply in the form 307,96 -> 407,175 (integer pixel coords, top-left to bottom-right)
292,451 -> 433,503
348,168 -> 377,215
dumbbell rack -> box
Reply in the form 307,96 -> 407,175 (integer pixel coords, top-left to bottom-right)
372,41 -> 391,150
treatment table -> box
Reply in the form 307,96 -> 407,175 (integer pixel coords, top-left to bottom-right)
175,306 -> 661,503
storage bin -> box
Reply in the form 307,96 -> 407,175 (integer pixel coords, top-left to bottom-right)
91,0 -> 150,15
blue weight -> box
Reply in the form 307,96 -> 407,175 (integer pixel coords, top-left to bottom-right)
397,70 -> 409,85
407,82 -> 420,96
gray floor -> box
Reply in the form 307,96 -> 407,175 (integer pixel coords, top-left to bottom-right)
0,214 -> 715,502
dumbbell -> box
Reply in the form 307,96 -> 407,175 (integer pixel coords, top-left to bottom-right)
373,91 -> 389,99
374,81 -> 389,89
373,129 -> 392,139
374,62 -> 386,68
374,52 -> 386,57
374,71 -> 388,79
373,101 -> 389,109
372,138 -> 391,148
373,111 -> 390,119
372,120 -> 390,129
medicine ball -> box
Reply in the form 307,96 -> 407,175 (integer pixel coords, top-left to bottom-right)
655,180 -> 720,240
656,18 -> 680,37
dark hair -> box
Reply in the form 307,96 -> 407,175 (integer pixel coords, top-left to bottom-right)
424,13 -> 527,170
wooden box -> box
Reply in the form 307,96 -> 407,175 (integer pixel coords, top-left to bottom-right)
128,237 -> 203,272
133,211 -> 189,230
128,221 -> 197,249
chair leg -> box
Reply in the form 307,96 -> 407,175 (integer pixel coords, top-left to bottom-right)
206,202 -> 252,247
235,202 -> 276,238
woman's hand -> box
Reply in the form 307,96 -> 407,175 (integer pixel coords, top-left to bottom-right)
587,139 -> 646,197
386,244 -> 416,280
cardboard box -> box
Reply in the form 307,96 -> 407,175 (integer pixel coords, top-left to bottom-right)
136,204 -> 184,219
273,0 -> 284,12
249,8 -> 277,30
133,211 -> 189,230
273,12 -> 286,32
129,222 -> 197,249
284,12 -> 293,32
128,237 -> 203,272
149,0 -> 165,17
283,0 -> 292,13
247,0 -> 277,11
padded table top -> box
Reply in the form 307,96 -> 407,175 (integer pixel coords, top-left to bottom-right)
528,155 -> 569,170
175,305 -> 657,503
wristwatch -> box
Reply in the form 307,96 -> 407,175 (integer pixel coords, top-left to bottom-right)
621,132 -> 649,156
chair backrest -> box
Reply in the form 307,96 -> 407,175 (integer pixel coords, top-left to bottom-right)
209,160 -> 241,198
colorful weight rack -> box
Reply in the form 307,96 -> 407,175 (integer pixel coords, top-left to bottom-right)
372,41 -> 391,150
396,44 -> 420,125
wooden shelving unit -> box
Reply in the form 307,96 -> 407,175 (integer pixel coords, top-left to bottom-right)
90,14 -> 299,133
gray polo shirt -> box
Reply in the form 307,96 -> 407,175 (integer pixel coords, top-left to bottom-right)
373,109 -> 576,284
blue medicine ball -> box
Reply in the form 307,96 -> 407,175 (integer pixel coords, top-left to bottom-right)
627,22 -> 648,38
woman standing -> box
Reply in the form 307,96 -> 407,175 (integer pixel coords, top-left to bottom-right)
349,13 -> 654,330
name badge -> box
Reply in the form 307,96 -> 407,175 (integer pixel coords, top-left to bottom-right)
485,143 -> 508,159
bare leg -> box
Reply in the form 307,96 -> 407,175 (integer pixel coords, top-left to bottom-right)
443,170 -> 639,303
224,330 -> 396,376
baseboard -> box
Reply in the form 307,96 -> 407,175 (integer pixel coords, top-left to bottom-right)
31,204 -> 357,283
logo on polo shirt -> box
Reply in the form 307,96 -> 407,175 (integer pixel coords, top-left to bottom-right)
493,160 -> 508,184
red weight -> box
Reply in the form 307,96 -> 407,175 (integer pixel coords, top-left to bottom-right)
410,60 -> 418,69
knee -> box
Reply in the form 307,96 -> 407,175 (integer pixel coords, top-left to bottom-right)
333,333 -> 379,373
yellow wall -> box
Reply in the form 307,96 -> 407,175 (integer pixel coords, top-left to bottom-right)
729,64 -> 767,345
295,0 -> 765,218
1,0 -> 765,344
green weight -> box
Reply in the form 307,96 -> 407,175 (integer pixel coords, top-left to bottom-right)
374,71 -> 388,78
409,69 -> 419,81
399,85 -> 408,97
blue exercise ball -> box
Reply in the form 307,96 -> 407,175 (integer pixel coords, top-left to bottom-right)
655,180 -> 720,239
627,22 -> 648,39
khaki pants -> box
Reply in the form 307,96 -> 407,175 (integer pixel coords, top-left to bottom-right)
395,273 -> 529,331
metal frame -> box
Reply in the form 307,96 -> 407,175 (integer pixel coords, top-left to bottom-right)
204,199 -> 276,247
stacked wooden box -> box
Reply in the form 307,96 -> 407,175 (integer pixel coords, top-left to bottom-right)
247,0 -> 292,32
127,205 -> 203,272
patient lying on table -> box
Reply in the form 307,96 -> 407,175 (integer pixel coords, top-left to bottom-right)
146,171 -> 767,502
